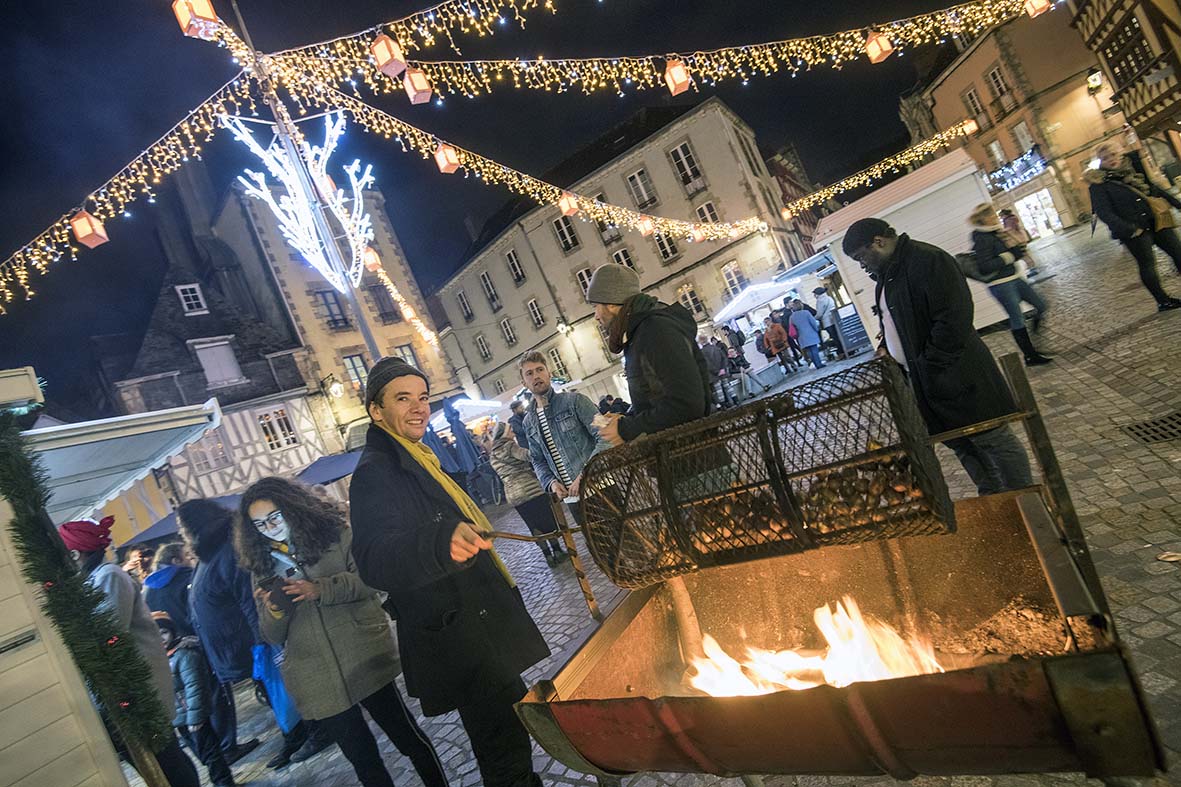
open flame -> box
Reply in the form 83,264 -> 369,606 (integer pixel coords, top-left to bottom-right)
687,596 -> 943,696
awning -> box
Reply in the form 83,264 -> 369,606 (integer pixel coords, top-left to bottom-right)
24,399 -> 221,527
122,493 -> 239,548
428,397 -> 502,432
712,282 -> 794,324
296,450 -> 363,486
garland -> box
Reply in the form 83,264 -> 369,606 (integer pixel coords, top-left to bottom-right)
0,414 -> 172,753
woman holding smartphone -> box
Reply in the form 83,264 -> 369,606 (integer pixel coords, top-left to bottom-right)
235,477 -> 449,787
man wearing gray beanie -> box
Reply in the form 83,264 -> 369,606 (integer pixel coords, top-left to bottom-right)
585,263 -> 712,444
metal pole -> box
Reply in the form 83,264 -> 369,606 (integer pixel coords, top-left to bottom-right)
229,0 -> 383,361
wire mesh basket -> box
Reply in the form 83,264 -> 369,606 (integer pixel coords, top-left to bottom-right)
579,359 -> 955,589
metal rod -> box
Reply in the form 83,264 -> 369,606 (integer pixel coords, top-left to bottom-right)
928,411 -> 1030,444
549,498 -> 603,622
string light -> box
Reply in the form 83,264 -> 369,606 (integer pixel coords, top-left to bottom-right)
781,121 -> 978,219
371,260 -> 440,348
0,75 -> 253,312
267,0 -> 1033,100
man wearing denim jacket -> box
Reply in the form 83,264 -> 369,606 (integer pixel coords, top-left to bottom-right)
517,351 -> 611,519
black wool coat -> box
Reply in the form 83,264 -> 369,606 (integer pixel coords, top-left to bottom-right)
348,425 -> 550,716
1088,152 -> 1181,241
874,234 -> 1018,434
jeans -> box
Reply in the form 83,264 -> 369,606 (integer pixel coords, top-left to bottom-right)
318,681 -> 449,787
456,679 -> 541,787
180,723 -> 232,785
209,676 -> 237,753
515,494 -> 562,558
988,277 -> 1046,330
802,345 -> 825,369
1123,228 -> 1181,303
944,424 -> 1033,495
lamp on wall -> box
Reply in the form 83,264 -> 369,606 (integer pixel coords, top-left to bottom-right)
320,374 -> 345,399
1087,68 -> 1104,94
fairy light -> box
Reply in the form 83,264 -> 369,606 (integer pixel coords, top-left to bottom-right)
374,264 -> 439,348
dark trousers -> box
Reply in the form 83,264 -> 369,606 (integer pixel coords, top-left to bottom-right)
944,425 -> 1033,496
180,723 -> 232,785
456,679 -> 541,787
318,681 -> 449,787
1123,228 -> 1181,303
155,736 -> 201,787
515,495 -> 563,558
209,676 -> 238,753
822,324 -> 843,355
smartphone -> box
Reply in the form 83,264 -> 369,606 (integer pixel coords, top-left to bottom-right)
257,575 -> 297,614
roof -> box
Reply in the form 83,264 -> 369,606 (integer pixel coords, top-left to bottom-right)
812,149 -> 979,247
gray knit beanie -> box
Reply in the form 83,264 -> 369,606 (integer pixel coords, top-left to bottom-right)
585,263 -> 641,305
364,356 -> 429,410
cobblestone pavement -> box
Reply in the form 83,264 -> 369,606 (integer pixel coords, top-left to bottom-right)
127,228 -> 1180,787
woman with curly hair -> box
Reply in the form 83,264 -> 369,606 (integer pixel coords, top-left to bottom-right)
235,477 -> 448,787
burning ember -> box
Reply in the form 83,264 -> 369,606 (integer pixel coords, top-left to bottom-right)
687,596 -> 944,696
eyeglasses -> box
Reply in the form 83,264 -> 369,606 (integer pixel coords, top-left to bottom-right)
251,510 -> 286,530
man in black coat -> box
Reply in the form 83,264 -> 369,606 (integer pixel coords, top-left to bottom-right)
583,263 -> 712,445
842,218 -> 1033,495
349,357 -> 549,787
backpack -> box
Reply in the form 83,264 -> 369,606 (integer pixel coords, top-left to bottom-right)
955,252 -> 1002,283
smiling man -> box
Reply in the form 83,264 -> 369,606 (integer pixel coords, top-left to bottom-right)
348,356 -> 549,787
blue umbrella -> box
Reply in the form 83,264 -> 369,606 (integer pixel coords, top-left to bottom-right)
422,425 -> 460,473
444,400 -> 481,473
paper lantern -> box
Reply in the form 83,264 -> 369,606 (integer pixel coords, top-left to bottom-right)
780,207 -> 793,221
435,143 -> 460,174
664,59 -> 691,96
865,31 -> 894,64
404,68 -> 433,105
637,217 -> 655,237
172,0 -> 220,41
690,228 -> 706,243
558,193 -> 579,217
1023,0 -> 1051,17
960,117 -> 980,136
371,34 -> 407,79
363,247 -> 382,272
70,210 -> 109,249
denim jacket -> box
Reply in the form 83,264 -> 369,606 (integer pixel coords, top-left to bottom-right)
523,390 -> 612,492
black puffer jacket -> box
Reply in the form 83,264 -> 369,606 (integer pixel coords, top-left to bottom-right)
616,296 -> 711,442
970,229 -> 1019,279
1087,152 -> 1181,241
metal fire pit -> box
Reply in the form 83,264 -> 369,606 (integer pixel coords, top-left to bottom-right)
580,359 -> 954,589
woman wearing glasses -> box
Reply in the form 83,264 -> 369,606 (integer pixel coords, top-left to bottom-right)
235,477 -> 449,787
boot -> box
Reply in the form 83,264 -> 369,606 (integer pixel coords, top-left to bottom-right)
1012,327 -> 1052,366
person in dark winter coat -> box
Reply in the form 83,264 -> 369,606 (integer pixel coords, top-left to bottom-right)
788,299 -> 826,370
1087,143 -> 1181,311
843,218 -> 1033,495
154,612 -> 235,787
143,542 -> 196,636
584,264 -> 712,445
700,336 -> 736,408
349,357 -> 549,787
968,203 -> 1052,365
507,401 -> 529,449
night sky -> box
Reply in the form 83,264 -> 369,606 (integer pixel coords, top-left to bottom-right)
0,0 -> 933,411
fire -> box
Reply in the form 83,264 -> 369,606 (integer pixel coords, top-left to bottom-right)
687,596 -> 943,696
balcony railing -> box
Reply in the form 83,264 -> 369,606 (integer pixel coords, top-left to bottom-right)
990,91 -> 1018,120
681,175 -> 707,197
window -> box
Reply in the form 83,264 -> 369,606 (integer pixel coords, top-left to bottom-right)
457,289 -> 474,322
1011,121 -> 1036,154
987,140 -> 1007,167
962,87 -> 989,128
258,407 -> 300,451
317,291 -> 350,329
527,298 -> 545,327
670,142 -> 705,194
654,232 -> 679,261
612,248 -> 635,269
986,66 -> 1012,98
721,260 -> 748,298
737,134 -> 763,176
189,429 -> 230,473
479,271 -> 501,310
492,378 -> 506,395
193,339 -> 244,388
626,168 -> 659,208
505,249 -> 526,284
677,284 -> 706,316
1102,15 -> 1155,89
576,267 -> 594,297
594,193 -> 622,244
552,216 -> 581,253
369,285 -> 401,323
696,202 -> 720,224
500,317 -> 518,346
175,284 -> 208,315
392,344 -> 417,367
547,347 -> 570,379
343,353 -> 368,392
475,334 -> 492,361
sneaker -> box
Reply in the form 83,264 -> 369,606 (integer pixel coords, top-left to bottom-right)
1158,299 -> 1181,312
224,739 -> 260,767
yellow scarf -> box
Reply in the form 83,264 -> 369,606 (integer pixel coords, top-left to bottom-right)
378,423 -> 515,587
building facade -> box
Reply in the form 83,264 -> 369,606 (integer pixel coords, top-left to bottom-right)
900,9 -> 1128,238
765,144 -> 824,257
1071,0 -> 1181,169
434,99 -> 800,402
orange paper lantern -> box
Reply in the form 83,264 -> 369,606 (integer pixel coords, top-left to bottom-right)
70,210 -> 109,249
172,0 -> 220,41
1023,0 -> 1051,17
664,59 -> 691,96
435,143 -> 461,174
363,247 -> 382,272
404,68 -> 433,105
690,228 -> 706,243
371,34 -> 408,79
558,193 -> 579,217
960,118 -> 980,136
865,31 -> 894,64
637,217 -> 655,237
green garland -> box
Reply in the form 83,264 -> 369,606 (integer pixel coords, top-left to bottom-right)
0,413 -> 172,752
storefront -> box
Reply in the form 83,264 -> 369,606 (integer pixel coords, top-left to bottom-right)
986,147 -> 1074,237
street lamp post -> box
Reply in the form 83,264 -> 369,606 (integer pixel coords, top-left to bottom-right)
229,0 -> 383,361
